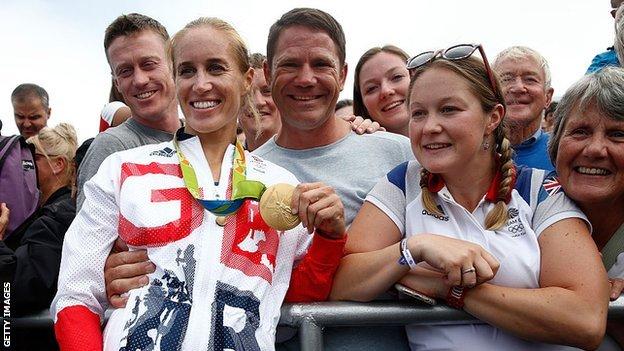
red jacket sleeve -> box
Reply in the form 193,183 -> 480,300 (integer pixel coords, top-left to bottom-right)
285,233 -> 346,302
55,305 -> 103,351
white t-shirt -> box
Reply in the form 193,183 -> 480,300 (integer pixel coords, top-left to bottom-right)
367,161 -> 589,351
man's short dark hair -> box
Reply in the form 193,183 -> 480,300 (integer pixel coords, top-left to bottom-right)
104,13 -> 169,57
266,8 -> 346,68
11,83 -> 50,109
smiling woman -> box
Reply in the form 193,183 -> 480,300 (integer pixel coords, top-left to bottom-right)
549,66 -> 624,294
353,45 -> 410,136
548,66 -> 624,349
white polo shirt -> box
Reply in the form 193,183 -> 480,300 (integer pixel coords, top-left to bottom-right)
367,161 -> 588,351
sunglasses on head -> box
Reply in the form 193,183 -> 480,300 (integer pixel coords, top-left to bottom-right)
406,43 -> 499,94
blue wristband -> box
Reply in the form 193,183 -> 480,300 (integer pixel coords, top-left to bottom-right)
398,238 -> 418,269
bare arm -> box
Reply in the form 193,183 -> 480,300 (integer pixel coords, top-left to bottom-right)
402,218 -> 609,350
330,202 -> 498,301
330,202 -> 406,301
468,218 -> 608,349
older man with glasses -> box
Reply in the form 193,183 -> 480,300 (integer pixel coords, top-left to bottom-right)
492,46 -> 555,171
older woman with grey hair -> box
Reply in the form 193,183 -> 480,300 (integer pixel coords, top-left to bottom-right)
549,66 -> 624,348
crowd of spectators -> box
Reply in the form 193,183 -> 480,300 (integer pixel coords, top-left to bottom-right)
1,2 -> 623,350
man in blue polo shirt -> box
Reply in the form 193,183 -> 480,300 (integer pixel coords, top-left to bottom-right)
493,46 -> 555,171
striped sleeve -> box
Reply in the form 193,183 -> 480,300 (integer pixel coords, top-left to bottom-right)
531,170 -> 590,236
366,162 -> 410,235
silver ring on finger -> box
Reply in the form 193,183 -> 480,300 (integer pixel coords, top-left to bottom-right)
462,267 -> 476,274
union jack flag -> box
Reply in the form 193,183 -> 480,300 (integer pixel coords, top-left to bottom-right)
542,176 -> 562,196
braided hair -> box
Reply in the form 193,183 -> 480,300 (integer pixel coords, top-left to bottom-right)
409,57 -> 513,230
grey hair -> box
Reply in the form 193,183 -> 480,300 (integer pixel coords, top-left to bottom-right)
11,83 -> 50,109
493,46 -> 552,89
548,67 -> 624,162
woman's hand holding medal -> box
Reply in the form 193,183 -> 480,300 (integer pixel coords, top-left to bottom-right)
275,182 -> 346,239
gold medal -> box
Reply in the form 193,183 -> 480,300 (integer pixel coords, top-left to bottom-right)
215,216 -> 227,227
259,183 -> 301,231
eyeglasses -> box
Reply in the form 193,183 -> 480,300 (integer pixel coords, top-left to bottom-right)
406,43 -> 499,95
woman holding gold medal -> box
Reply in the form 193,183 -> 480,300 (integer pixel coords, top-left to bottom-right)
52,17 -> 346,351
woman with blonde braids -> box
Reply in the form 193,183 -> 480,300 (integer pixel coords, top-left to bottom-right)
331,44 -> 608,350
0,123 -> 77,316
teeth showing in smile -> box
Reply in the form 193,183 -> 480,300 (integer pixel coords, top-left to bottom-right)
424,143 -> 449,150
382,100 -> 404,112
576,166 -> 609,175
292,95 -> 317,101
192,101 -> 219,109
136,90 -> 156,99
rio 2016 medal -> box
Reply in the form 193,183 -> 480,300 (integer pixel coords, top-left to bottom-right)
215,216 -> 227,227
259,183 -> 300,231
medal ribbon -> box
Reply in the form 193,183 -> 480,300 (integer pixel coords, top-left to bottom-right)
173,135 -> 266,216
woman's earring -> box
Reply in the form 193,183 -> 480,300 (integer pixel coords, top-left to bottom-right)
482,140 -> 490,150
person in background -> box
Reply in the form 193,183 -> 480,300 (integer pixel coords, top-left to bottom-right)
548,66 -> 624,349
541,100 -> 558,132
332,44 -> 608,351
11,83 -> 51,139
99,80 -> 132,133
353,45 -> 410,136
76,13 -> 182,209
0,123 -> 77,316
493,46 -> 555,171
586,0 -> 624,73
335,98 -> 354,119
239,53 -> 282,151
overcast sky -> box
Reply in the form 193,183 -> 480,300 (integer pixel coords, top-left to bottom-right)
0,0 -> 616,141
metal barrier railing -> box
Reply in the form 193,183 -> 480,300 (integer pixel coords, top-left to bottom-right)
278,300 -> 624,351
3,299 -> 624,351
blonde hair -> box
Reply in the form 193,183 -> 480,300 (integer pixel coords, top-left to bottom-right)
27,123 -> 78,196
409,57 -> 514,230
168,17 -> 260,126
